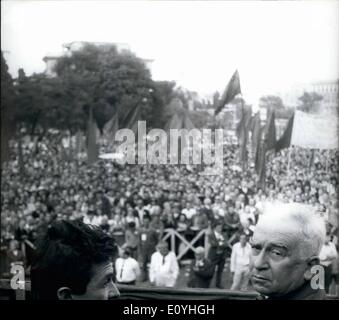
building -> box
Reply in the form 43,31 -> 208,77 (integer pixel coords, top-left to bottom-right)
276,80 -> 339,113
43,41 -> 153,77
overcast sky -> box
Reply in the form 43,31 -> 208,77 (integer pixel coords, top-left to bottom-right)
1,0 -> 338,106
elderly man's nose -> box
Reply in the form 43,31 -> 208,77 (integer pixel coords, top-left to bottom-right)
253,250 -> 269,270
109,282 -> 120,299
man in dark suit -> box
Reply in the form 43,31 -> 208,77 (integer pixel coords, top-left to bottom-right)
207,220 -> 228,288
187,247 -> 214,288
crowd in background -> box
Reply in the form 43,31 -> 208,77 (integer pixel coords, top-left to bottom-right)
1,132 -> 338,292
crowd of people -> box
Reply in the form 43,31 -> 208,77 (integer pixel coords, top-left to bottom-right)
1,131 -> 339,293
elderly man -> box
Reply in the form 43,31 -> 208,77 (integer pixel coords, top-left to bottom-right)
149,241 -> 179,287
187,247 -> 214,288
250,202 -> 326,300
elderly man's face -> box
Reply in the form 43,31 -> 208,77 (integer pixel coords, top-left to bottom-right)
250,223 -> 312,297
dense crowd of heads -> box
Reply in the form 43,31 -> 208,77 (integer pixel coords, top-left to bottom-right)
1,133 -> 338,268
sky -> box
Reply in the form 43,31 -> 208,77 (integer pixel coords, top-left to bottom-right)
1,0 -> 338,106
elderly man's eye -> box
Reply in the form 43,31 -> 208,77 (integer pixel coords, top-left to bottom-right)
251,246 -> 261,255
270,249 -> 285,258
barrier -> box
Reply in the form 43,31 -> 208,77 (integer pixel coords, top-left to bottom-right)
162,228 -> 210,260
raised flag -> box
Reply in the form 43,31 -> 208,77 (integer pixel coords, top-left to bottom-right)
86,106 -> 99,165
215,70 -> 241,115
255,109 -> 276,190
123,103 -> 141,135
275,114 -> 294,153
103,112 -> 119,139
236,105 -> 252,170
251,112 -> 262,159
263,109 -> 276,151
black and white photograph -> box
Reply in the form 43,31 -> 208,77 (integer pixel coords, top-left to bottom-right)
1,0 -> 338,307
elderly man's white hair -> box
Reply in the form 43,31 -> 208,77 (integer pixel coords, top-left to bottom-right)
257,202 -> 326,259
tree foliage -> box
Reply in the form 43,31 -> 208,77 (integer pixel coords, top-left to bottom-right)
1,51 -> 16,165
259,95 -> 285,111
297,91 -> 323,113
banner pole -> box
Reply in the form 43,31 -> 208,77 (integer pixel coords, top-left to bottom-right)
325,149 -> 329,173
287,147 -> 292,175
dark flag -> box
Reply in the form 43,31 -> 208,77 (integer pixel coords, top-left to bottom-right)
264,109 -> 276,151
275,113 -> 294,152
236,105 -> 252,171
255,109 -> 276,190
86,106 -> 99,165
215,70 -> 241,115
256,140 -> 267,190
103,112 -> 119,141
251,112 -> 262,159
123,103 -> 141,135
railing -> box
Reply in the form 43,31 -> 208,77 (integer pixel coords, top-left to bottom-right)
161,228 -> 210,260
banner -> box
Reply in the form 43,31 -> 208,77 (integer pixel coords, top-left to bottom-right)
291,110 -> 338,150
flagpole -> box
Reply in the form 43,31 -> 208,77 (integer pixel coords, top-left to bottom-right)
325,149 -> 329,173
287,147 -> 292,175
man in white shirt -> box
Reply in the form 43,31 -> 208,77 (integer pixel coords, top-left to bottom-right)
230,234 -> 252,291
149,241 -> 179,287
115,247 -> 140,285
319,234 -> 338,293
181,202 -> 197,221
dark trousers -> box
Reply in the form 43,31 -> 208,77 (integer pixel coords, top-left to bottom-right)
139,250 -> 153,282
208,249 -> 226,288
324,265 -> 333,293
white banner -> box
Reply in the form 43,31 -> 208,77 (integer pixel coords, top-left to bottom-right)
291,110 -> 338,150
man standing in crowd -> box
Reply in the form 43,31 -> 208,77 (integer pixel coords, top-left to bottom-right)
250,203 -> 326,300
115,247 -> 140,285
187,246 -> 214,288
319,232 -> 338,293
207,221 -> 228,289
31,220 -> 120,300
138,215 -> 159,282
230,234 -> 252,291
149,241 -> 179,287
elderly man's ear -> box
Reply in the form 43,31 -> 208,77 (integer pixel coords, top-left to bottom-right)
57,287 -> 73,300
304,256 -> 320,281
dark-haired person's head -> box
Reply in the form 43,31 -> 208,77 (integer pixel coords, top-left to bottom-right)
31,220 -> 120,300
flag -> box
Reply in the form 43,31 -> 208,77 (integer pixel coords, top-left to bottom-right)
215,70 -> 241,115
251,112 -> 262,159
256,140 -> 266,190
236,105 -> 252,171
275,114 -> 294,153
87,106 -> 99,165
123,103 -> 141,135
255,109 -> 276,190
103,112 -> 119,140
263,109 -> 276,151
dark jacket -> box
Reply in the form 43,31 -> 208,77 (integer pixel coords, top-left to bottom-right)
187,258 -> 215,288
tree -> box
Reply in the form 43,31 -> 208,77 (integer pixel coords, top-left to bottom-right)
1,51 -> 16,166
297,92 -> 323,113
259,95 -> 285,111
54,44 -> 154,132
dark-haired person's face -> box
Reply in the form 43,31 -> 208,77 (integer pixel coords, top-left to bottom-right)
71,262 -> 119,300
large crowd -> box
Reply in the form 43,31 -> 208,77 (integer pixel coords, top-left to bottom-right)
1,131 -> 338,292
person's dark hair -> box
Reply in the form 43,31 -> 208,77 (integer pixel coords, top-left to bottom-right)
31,219 -> 118,300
